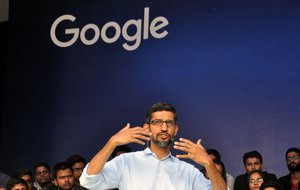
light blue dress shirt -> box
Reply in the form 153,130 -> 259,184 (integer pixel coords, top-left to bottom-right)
80,147 -> 212,190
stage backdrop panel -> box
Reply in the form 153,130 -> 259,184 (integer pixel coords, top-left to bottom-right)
1,0 -> 300,178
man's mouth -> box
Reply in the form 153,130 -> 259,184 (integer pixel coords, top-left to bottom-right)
158,133 -> 169,139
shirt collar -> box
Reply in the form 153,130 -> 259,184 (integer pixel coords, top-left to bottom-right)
144,147 -> 175,161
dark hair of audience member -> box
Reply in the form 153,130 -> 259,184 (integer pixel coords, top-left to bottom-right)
53,162 -> 73,179
6,178 -> 28,190
243,151 -> 263,165
13,168 -> 32,179
66,154 -> 86,165
34,162 -> 51,172
206,149 -> 222,160
260,181 -> 282,190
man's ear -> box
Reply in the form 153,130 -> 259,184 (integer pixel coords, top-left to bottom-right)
174,125 -> 179,136
54,179 -> 57,186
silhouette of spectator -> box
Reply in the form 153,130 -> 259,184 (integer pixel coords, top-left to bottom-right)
234,150 -> 277,190
277,147 -> 300,190
6,178 -> 28,190
13,168 -> 33,190
66,155 -> 86,186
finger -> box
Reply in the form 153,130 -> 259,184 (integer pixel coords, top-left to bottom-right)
176,154 -> 190,159
131,138 -> 146,145
173,144 -> 189,153
121,123 -> 130,131
174,140 -> 192,150
133,134 -> 151,141
179,137 -> 193,144
196,139 -> 206,150
174,141 -> 189,147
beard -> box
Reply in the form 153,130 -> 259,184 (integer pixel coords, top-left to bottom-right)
151,132 -> 174,148
288,162 -> 300,173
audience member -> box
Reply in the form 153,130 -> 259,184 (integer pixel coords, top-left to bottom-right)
206,149 -> 235,190
248,170 -> 265,190
80,102 -> 227,190
111,145 -> 132,159
0,172 -> 10,190
66,155 -> 86,186
13,168 -> 33,190
277,147 -> 300,190
33,163 -> 53,190
202,159 -> 227,183
234,150 -> 277,190
48,162 -> 87,190
6,178 -> 28,190
260,181 -> 282,190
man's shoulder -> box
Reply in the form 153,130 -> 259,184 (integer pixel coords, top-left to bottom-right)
277,173 -> 290,182
234,173 -> 249,190
262,171 -> 277,180
235,173 -> 248,181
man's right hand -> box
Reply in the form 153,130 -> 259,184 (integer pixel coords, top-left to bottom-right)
109,123 -> 151,147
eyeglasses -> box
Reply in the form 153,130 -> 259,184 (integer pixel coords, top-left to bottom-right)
150,119 -> 176,127
286,155 -> 300,162
249,178 -> 264,184
36,170 -> 49,176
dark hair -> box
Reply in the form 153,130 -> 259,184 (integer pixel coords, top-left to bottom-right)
6,178 -> 28,190
53,162 -> 73,179
207,149 -> 221,160
66,154 -> 86,166
14,168 -> 33,179
248,170 -> 265,182
260,181 -> 282,190
34,162 -> 51,173
285,147 -> 300,158
243,151 -> 263,165
111,145 -> 132,158
145,102 -> 177,124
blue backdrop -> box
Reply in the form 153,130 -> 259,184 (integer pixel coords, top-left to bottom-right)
1,0 -> 300,178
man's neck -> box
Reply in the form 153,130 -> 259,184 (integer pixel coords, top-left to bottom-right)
291,171 -> 300,184
149,143 -> 171,159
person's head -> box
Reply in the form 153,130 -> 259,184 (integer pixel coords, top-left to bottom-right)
248,170 -> 265,190
259,181 -> 282,190
213,159 -> 227,183
53,162 -> 74,190
111,145 -> 132,158
243,151 -> 263,173
201,159 -> 227,183
144,102 -> 178,148
0,172 -> 10,190
66,155 -> 86,183
285,147 -> 300,173
34,162 -> 51,187
206,149 -> 221,161
14,168 -> 33,190
6,178 -> 28,190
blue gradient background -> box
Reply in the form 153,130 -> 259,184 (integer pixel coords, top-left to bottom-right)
1,0 -> 300,178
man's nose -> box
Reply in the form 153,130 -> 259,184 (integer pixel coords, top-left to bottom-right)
161,122 -> 168,130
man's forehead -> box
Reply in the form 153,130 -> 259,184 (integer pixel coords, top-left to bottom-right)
246,157 -> 261,163
151,111 -> 175,117
57,169 -> 72,175
36,166 -> 48,171
287,151 -> 299,156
